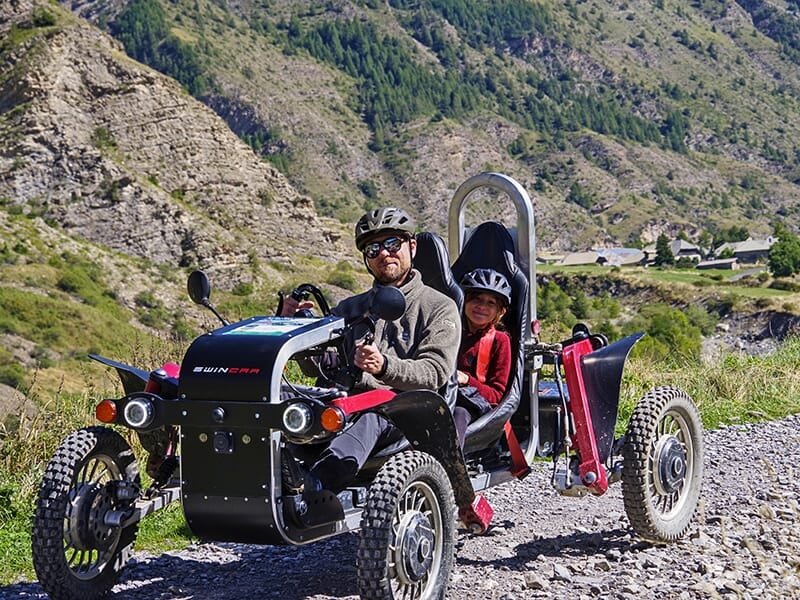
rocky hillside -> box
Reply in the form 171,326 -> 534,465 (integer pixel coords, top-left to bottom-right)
0,0 -> 367,401
0,0 -> 351,288
49,0 -> 800,251
2,0 -> 800,405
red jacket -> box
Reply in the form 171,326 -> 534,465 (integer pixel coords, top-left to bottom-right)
457,327 -> 511,406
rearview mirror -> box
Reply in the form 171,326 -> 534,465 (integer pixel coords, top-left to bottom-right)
369,286 -> 405,322
187,270 -> 211,305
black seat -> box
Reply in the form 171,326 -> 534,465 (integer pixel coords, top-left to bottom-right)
414,231 -> 463,412
414,231 -> 464,312
450,222 -> 528,454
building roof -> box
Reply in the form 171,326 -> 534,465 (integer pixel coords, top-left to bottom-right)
558,251 -> 600,266
715,237 -> 776,256
697,258 -> 738,269
593,247 -> 645,265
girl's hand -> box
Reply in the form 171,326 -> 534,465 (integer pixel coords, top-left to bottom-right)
457,370 -> 470,386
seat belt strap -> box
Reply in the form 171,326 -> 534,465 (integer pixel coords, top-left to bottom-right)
504,420 -> 531,479
475,328 -> 529,479
475,328 -> 495,384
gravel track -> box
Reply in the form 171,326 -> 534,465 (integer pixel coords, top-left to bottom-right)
3,415 -> 799,600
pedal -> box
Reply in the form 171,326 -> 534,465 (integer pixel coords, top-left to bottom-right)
458,494 -> 494,535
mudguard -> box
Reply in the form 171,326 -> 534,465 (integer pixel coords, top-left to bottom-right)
89,354 -> 150,395
580,332 -> 644,462
371,390 -> 475,508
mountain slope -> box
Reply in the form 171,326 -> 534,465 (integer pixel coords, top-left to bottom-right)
0,0 -> 351,288
57,0 -> 800,249
0,0 -> 362,397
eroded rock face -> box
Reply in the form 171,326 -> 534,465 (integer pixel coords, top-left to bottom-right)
0,383 -> 37,438
0,0 -> 349,285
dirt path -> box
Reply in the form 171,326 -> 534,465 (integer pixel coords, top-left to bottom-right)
3,415 -> 799,600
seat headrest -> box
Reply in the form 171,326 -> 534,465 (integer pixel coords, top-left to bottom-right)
414,231 -> 463,310
452,222 -> 517,284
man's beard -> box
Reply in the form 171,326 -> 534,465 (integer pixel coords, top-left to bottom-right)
375,264 -> 410,286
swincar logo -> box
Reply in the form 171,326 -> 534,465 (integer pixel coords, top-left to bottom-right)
192,366 -> 261,374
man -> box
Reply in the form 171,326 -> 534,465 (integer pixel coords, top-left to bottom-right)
281,206 -> 461,494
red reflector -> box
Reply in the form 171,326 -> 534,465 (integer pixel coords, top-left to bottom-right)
95,400 -> 117,423
320,407 -> 345,432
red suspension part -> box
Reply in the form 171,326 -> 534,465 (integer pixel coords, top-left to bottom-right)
562,339 -> 609,495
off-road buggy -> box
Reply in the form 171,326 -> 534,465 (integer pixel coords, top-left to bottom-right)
31,172 -> 704,600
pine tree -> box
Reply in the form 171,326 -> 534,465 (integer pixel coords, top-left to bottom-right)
654,234 -> 675,266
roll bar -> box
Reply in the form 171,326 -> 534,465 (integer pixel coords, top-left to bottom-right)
447,172 -> 537,341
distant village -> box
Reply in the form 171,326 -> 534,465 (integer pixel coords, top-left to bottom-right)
540,237 -> 777,270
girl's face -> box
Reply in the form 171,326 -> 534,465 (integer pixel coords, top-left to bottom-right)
464,292 -> 506,330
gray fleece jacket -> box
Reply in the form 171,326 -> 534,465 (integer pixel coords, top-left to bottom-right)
336,269 -> 461,393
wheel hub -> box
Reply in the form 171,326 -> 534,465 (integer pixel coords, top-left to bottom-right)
395,512 -> 435,583
653,435 -> 687,495
66,482 -> 120,551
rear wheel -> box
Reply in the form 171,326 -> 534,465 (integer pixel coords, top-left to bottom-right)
32,426 -> 140,600
622,386 -> 703,542
358,451 -> 455,600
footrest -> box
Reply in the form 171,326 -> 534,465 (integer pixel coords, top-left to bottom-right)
458,493 -> 494,535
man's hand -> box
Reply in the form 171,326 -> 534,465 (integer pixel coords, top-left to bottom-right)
457,370 -> 470,386
280,295 -> 314,317
354,341 -> 385,376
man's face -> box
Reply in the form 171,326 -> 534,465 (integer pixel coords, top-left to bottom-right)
362,234 -> 416,286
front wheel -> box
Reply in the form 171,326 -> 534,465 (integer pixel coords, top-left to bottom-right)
32,426 -> 140,600
622,386 -> 704,542
358,451 -> 455,600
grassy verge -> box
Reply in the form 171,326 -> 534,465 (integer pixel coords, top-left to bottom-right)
619,335 -> 800,429
2,338 -> 800,585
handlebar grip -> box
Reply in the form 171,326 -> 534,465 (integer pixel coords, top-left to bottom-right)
291,288 -> 309,301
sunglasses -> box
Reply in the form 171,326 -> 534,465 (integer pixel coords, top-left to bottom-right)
362,236 -> 407,259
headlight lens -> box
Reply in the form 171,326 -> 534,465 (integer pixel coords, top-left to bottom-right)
123,397 -> 154,428
282,403 -> 313,434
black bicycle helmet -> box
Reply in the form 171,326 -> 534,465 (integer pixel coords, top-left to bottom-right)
354,207 -> 416,250
460,268 -> 512,305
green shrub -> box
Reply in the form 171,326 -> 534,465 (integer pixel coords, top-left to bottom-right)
137,307 -> 168,328
685,304 -> 718,336
623,303 -> 702,364
769,279 -> 800,292
232,282 -> 254,296
171,316 -> 197,341
134,291 -> 161,308
90,127 -> 117,150
326,270 -> 359,291
32,6 -> 58,27
257,188 -> 273,208
0,361 -> 26,388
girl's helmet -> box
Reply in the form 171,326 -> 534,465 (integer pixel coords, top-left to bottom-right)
460,268 -> 512,305
355,207 -> 416,250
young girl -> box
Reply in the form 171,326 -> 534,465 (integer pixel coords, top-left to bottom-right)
452,268 -> 513,445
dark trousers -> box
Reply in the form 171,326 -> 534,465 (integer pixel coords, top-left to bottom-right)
452,406 -> 471,449
309,412 -> 398,492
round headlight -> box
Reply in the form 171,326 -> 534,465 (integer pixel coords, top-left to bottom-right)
282,403 -> 313,434
123,397 -> 154,428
